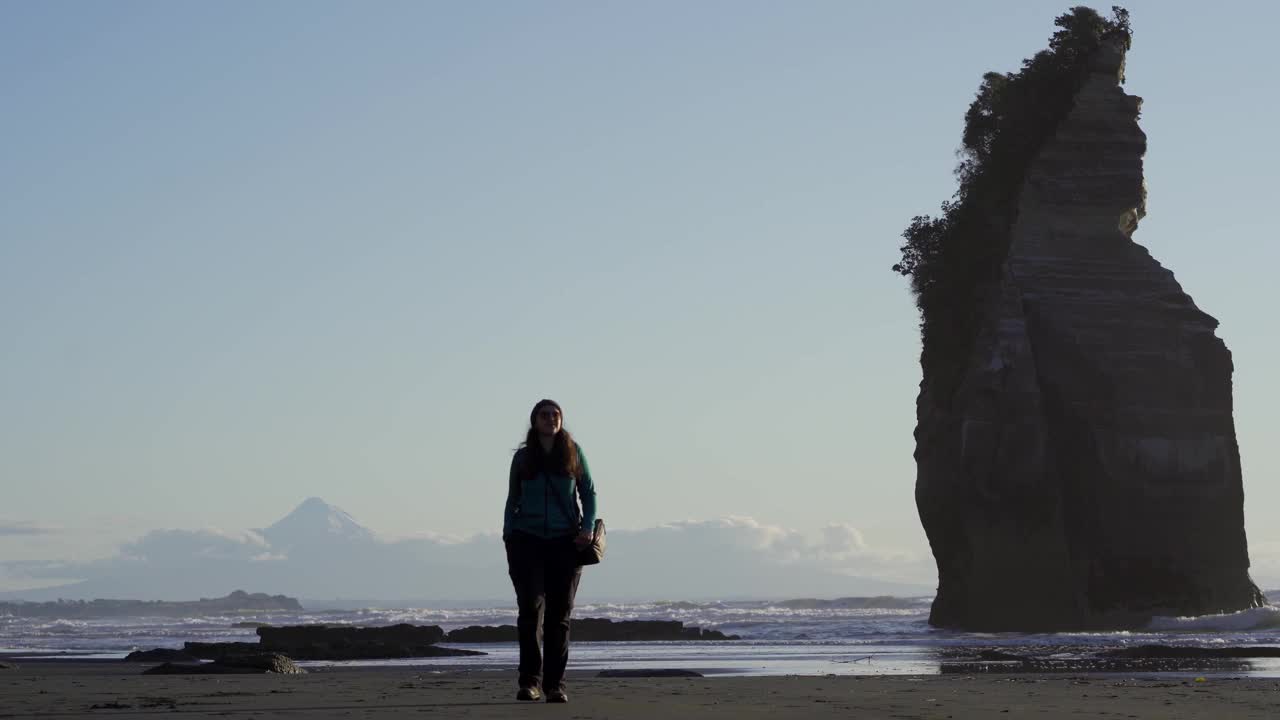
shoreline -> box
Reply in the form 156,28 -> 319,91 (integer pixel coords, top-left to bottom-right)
2,662 -> 1279,718
7,650 -> 1280,681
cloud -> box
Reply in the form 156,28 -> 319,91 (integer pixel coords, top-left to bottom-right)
0,521 -> 59,537
589,518 -> 933,599
119,528 -> 271,564
630,517 -> 915,573
0,560 -> 77,579
0,562 -> 83,593
249,552 -> 289,563
381,529 -> 475,545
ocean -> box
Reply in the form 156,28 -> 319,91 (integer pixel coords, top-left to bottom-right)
5,599 -> 1280,677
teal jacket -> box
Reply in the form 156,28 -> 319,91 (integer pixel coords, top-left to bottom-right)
503,445 -> 598,540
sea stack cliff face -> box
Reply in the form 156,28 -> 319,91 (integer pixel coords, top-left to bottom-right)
915,38 -> 1264,631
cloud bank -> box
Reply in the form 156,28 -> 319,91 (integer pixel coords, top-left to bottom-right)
0,521 -> 59,537
0,500 -> 934,604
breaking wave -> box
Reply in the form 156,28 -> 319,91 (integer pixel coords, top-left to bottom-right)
1147,605 -> 1280,633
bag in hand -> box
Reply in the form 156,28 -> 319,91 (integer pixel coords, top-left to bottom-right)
547,479 -> 605,567
577,519 -> 606,566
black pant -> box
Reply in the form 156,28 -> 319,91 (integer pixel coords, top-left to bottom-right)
505,531 -> 583,692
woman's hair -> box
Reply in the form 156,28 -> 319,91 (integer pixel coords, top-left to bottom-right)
519,399 -> 581,480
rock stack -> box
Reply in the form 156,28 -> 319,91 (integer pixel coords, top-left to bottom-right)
915,35 -> 1264,631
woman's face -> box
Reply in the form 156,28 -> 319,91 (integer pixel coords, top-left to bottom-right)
535,406 -> 562,436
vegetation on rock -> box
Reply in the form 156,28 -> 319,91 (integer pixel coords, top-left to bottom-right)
893,6 -> 1132,400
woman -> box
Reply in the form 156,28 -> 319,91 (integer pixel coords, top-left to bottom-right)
502,399 -> 597,704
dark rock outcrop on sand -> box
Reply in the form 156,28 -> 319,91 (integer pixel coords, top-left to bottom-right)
143,653 -> 304,675
149,619 -> 733,663
257,623 -> 444,650
124,649 -> 199,663
184,623 -> 483,660
573,618 -> 740,641
977,650 -> 1029,662
183,642 -> 262,659
445,618 -> 739,642
913,19 -> 1263,631
439,626 -> 516,642
0,662 -> 18,670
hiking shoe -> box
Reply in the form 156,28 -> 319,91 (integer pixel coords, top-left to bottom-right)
545,690 -> 568,703
516,686 -> 543,701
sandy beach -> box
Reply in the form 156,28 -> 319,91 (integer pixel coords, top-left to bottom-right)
2,661 -> 1278,719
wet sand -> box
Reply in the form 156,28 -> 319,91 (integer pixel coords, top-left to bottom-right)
2,660 -> 1279,718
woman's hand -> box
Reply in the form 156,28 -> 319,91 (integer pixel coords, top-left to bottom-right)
573,529 -> 593,549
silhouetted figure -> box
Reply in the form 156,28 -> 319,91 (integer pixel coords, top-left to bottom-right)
502,399 -> 598,703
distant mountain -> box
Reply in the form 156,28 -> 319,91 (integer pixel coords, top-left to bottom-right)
258,497 -> 377,550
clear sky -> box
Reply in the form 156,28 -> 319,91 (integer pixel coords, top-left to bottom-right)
2,1 -> 1278,588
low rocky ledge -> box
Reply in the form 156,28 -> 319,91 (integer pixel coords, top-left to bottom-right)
184,640 -> 482,661
124,648 -> 199,663
182,642 -> 260,659
258,623 -> 445,647
440,625 -> 517,642
252,623 -> 473,659
176,622 -> 483,660
144,618 -> 734,663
